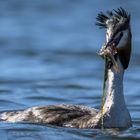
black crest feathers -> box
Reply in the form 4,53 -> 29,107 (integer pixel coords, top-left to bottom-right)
96,7 -> 130,29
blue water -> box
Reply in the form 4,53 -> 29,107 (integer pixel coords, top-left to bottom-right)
0,0 -> 140,140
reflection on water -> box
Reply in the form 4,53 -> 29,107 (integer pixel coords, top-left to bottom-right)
0,0 -> 140,140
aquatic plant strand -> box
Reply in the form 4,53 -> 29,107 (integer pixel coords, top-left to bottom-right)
101,57 -> 108,129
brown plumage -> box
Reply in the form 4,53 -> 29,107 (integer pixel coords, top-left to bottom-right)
1,104 -> 100,128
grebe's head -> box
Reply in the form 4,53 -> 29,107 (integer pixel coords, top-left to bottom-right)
96,7 -> 131,70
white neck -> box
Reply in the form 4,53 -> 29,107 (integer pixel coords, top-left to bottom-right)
103,58 -> 132,128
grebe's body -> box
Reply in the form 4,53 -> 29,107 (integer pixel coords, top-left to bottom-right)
0,56 -> 132,128
0,8 -> 132,128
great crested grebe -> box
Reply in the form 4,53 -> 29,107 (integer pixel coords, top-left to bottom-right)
0,8 -> 132,128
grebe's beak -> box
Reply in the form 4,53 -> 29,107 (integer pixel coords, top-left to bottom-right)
98,26 -> 124,72
99,34 -> 123,72
106,32 -> 123,49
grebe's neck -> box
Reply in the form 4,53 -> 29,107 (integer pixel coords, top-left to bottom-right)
103,58 -> 132,128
